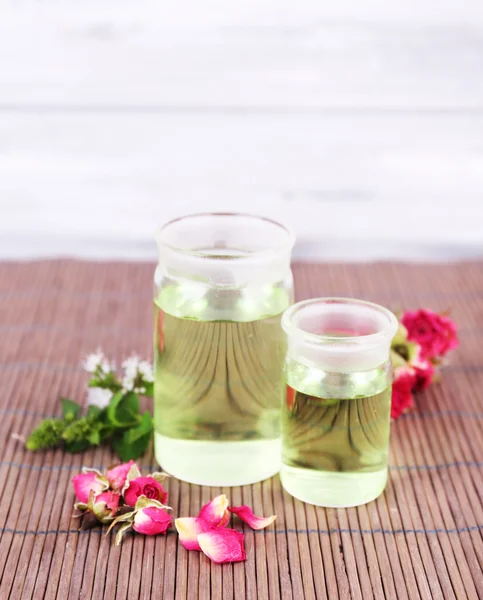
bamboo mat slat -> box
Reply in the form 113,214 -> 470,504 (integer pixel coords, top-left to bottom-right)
0,259 -> 482,600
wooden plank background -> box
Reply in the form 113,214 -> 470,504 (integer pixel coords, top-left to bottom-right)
1,0 -> 483,260
0,259 -> 482,599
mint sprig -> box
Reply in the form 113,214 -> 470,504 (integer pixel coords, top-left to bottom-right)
25,351 -> 155,461
26,393 -> 154,460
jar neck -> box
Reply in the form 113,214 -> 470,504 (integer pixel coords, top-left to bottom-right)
285,334 -> 394,373
154,267 -> 293,322
157,246 -> 292,288
285,355 -> 392,399
156,213 -> 295,288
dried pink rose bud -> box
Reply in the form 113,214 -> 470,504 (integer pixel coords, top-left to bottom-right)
198,494 -> 230,527
409,347 -> 435,392
197,528 -> 246,564
106,461 -> 135,491
133,505 -> 172,536
228,505 -> 276,530
124,476 -> 168,507
72,469 -> 109,507
391,365 -> 416,419
108,495 -> 172,545
88,490 -> 120,524
175,517 -> 214,551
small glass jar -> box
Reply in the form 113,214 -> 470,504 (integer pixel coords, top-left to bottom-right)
280,298 -> 398,507
154,213 -> 295,486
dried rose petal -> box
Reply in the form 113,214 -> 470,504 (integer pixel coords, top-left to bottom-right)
175,517 -> 213,551
198,494 -> 230,527
121,463 -> 142,495
228,505 -> 276,530
72,470 -> 108,506
197,528 -> 246,564
106,461 -> 135,491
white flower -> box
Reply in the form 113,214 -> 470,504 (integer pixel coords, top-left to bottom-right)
134,386 -> 146,394
122,375 -> 134,393
138,360 -> 154,383
122,355 -> 141,379
82,349 -> 106,374
86,387 -> 113,409
100,359 -> 115,375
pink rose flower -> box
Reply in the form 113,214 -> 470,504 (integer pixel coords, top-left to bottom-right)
88,490 -> 120,524
72,470 -> 108,505
401,309 -> 458,359
391,366 -> 416,419
133,506 -> 171,535
124,476 -> 168,507
106,461 -> 135,491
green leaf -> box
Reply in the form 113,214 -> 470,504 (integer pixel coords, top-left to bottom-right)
86,405 -> 101,419
97,423 -> 113,442
118,392 -> 140,421
124,412 -> 153,445
87,429 -> 101,445
88,377 -> 103,388
88,372 -> 123,393
112,428 -> 153,461
143,382 -> 154,398
134,496 -> 164,510
114,522 -> 133,546
107,392 -> 139,427
391,349 -> 408,369
60,398 -> 81,421
65,439 -> 91,453
391,323 -> 409,347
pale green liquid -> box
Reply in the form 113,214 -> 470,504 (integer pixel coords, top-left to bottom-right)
153,284 -> 289,485
281,362 -> 391,506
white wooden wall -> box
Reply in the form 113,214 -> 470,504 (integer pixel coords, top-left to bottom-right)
1,0 -> 482,260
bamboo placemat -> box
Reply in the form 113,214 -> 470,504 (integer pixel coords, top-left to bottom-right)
0,260 -> 482,600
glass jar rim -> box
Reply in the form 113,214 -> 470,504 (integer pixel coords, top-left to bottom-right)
156,212 -> 295,259
282,297 -> 398,346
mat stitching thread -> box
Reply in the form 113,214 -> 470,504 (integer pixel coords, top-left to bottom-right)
1,460 -> 481,472
0,525 -> 481,536
0,361 -> 480,374
3,407 -> 482,420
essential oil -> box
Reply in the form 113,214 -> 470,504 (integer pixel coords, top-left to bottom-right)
154,284 -> 289,485
280,362 -> 392,506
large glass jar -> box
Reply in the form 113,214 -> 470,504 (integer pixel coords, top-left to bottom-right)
154,213 -> 294,486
